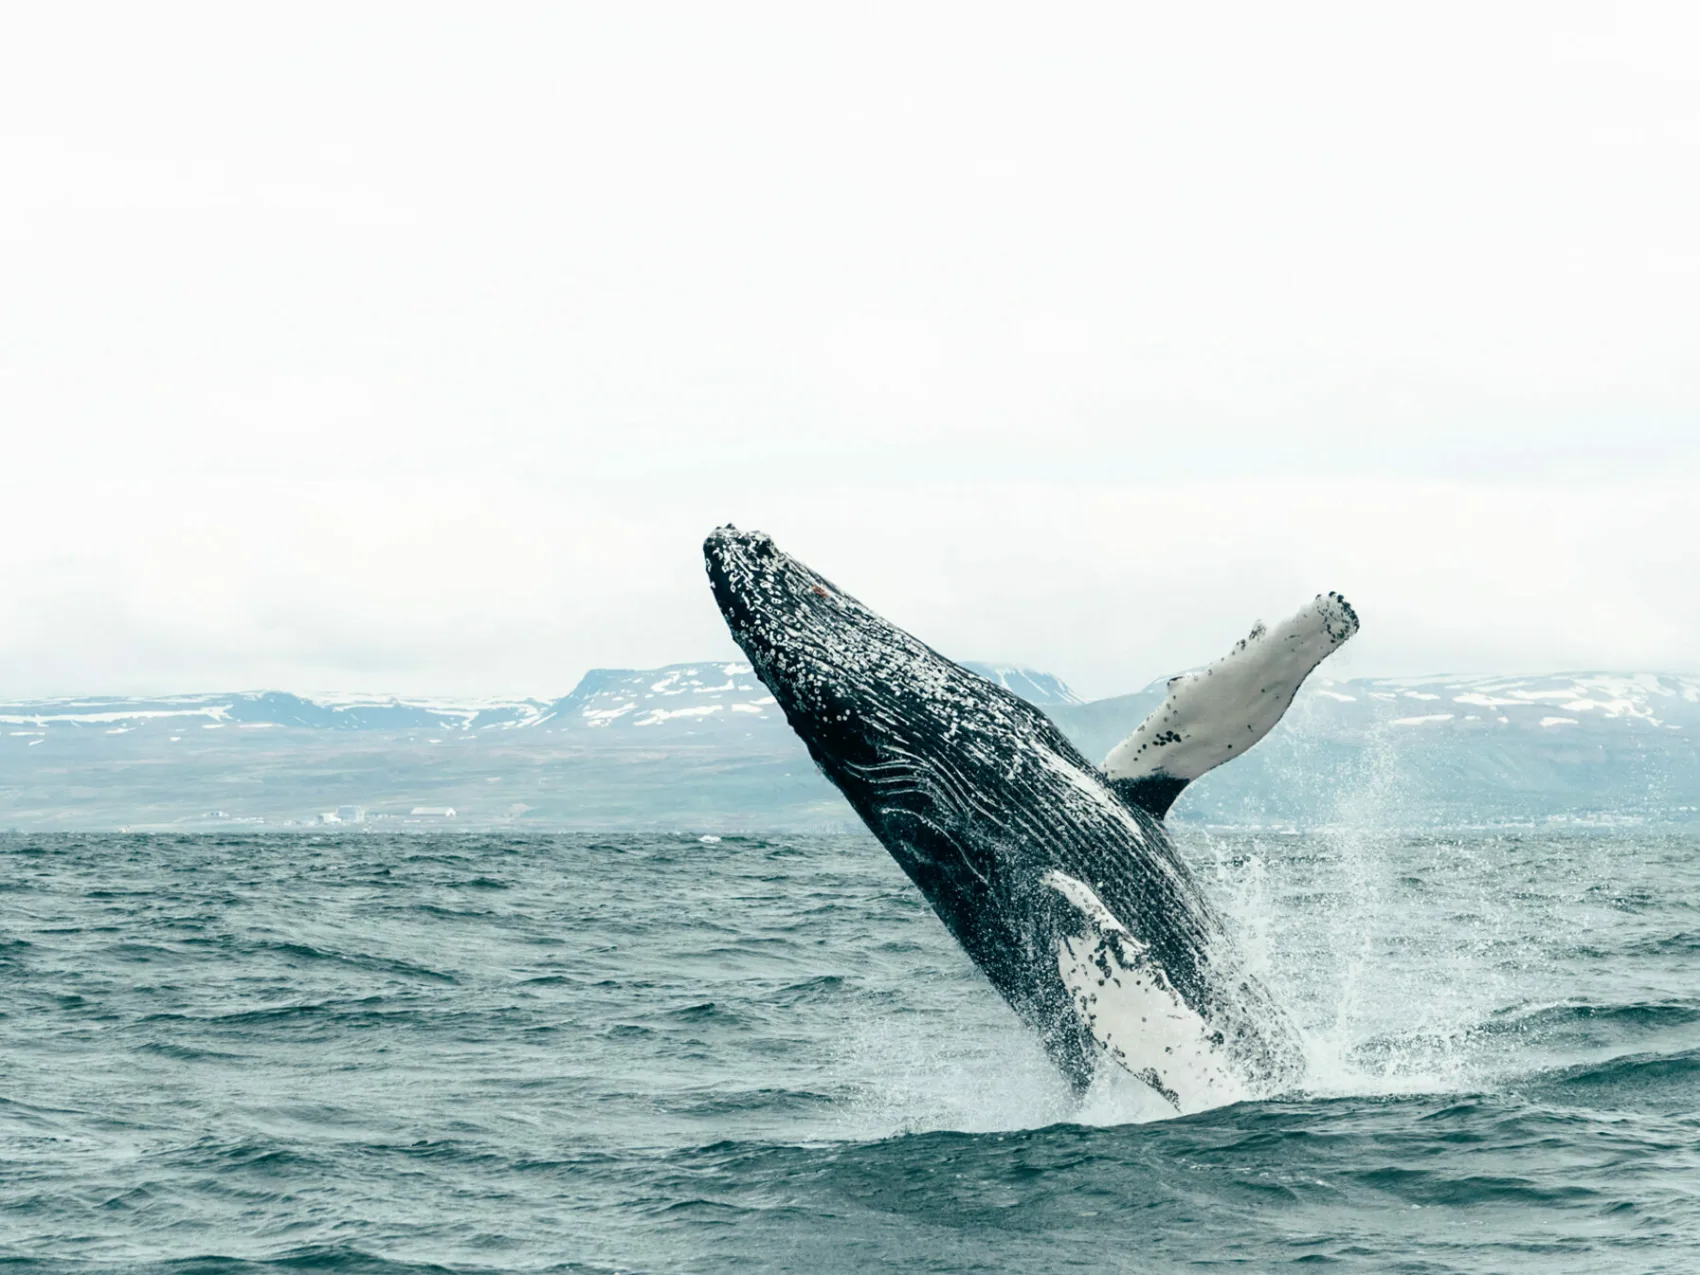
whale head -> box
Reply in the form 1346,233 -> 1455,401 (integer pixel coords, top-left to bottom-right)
702,523 -> 1074,872
705,523 -> 1081,974
702,524 -> 972,758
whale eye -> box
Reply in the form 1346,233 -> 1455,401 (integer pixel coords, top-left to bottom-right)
811,585 -> 831,598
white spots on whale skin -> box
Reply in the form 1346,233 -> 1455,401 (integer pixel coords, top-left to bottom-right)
1045,870 -> 1247,1115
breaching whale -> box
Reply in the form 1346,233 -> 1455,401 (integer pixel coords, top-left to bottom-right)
703,526 -> 1358,1113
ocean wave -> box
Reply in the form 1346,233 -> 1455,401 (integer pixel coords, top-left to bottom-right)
7,829 -> 1700,1273
1480,999 -> 1700,1041
1531,1047 -> 1700,1106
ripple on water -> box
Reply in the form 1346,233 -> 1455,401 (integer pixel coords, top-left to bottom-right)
1,829 -> 1699,1274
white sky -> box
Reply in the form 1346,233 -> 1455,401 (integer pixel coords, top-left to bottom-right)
2,3 -> 1697,700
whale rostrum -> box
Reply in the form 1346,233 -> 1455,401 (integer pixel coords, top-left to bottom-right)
703,526 -> 1358,1112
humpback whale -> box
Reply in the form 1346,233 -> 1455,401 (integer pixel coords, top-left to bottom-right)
704,526 -> 1358,1113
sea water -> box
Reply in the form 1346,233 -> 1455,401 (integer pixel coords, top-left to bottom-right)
2,829 -> 1698,1272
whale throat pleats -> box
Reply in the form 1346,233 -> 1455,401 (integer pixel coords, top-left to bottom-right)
1104,592 -> 1359,818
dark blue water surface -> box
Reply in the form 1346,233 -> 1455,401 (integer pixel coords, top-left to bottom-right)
3,829 -> 1698,1273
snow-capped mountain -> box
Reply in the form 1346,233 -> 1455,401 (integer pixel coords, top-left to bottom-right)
0,691 -> 552,734
0,661 -> 1076,738
1047,672 -> 1700,828
0,667 -> 1694,830
1051,672 -> 1699,753
960,663 -> 1083,707
1309,671 -> 1699,732
548,663 -> 779,731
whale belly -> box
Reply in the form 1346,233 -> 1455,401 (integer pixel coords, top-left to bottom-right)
1045,870 -> 1249,1114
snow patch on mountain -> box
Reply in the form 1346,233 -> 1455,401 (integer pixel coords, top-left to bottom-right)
961,663 -> 1083,707
1348,673 -> 1700,731
553,663 -> 777,732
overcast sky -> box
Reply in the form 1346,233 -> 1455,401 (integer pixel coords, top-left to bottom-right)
3,3 -> 1697,700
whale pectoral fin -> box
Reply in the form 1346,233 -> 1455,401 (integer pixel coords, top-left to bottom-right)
1104,592 -> 1359,817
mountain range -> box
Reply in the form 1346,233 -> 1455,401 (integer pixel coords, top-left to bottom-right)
2,665 -> 1695,831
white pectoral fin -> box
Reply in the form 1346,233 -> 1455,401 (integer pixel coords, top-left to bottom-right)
1044,870 -> 1245,1114
1104,592 -> 1359,816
